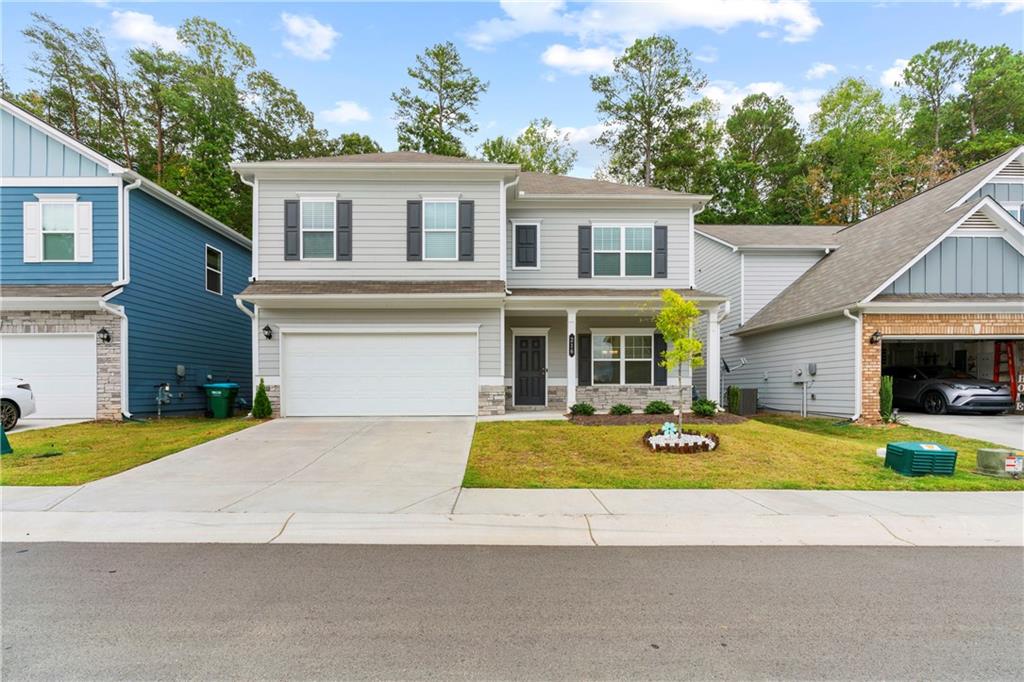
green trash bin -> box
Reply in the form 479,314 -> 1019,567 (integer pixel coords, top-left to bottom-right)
884,441 -> 958,477
203,382 -> 240,418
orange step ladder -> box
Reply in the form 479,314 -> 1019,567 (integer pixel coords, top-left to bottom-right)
993,341 -> 1018,408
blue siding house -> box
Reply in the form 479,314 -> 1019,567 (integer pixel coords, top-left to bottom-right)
0,99 -> 252,421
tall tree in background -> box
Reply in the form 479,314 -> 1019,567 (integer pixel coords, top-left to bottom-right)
899,40 -> 971,151
79,26 -> 138,168
480,117 -> 577,174
953,44 -> 1024,164
391,42 -> 488,156
591,35 -> 708,187
130,46 -> 188,184
22,13 -> 91,139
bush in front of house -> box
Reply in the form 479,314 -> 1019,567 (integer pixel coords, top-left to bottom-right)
252,378 -> 273,419
691,399 -> 718,418
879,375 -> 894,423
609,403 -> 633,415
569,402 -> 596,416
644,400 -> 673,415
726,385 -> 741,414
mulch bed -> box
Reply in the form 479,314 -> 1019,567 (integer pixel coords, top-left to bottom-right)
569,412 -> 747,426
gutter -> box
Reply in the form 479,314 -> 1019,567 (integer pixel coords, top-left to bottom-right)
843,308 -> 862,422
99,288 -> 131,418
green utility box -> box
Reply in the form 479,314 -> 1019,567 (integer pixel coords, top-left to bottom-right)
203,382 -> 239,419
884,441 -> 958,477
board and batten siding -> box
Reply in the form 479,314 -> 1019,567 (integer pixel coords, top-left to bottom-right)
882,236 -> 1024,295
1,110 -> 110,177
257,179 -> 501,279
505,205 -> 691,289
118,190 -> 252,415
257,307 -> 502,379
692,235 -> 741,399
0,185 -> 119,284
742,252 -> 824,322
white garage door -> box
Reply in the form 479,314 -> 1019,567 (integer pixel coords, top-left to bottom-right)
0,334 -> 97,418
281,331 -> 478,416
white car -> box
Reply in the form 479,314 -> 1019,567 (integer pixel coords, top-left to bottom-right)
2,377 -> 36,431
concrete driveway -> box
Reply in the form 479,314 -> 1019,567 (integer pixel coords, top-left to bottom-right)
45,418 -> 475,514
902,413 -> 1024,449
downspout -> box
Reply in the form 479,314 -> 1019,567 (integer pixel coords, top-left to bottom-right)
112,176 -> 142,288
500,176 -> 520,284
714,300 -> 731,407
843,308 -> 862,421
237,173 -> 258,282
235,297 -> 258,412
99,289 -> 131,418
689,201 -> 707,289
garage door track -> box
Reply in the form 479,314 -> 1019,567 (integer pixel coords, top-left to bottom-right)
48,418 -> 474,514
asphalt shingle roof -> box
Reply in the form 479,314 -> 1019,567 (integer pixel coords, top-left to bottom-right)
695,224 -> 841,249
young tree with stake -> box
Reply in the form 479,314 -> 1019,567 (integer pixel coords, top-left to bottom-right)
653,289 -> 704,427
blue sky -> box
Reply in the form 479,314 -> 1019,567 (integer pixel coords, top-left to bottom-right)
2,1 -> 1022,176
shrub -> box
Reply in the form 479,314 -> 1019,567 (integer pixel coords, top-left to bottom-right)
691,398 -> 718,418
726,385 -> 741,414
879,375 -> 894,423
569,402 -> 596,416
609,403 -> 633,415
252,378 -> 273,419
644,400 -> 673,415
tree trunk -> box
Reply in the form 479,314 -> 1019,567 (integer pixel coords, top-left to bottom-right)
678,365 -> 684,430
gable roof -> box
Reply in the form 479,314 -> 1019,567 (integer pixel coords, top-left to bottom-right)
516,170 -> 709,200
695,224 -> 840,250
737,147 -> 1022,335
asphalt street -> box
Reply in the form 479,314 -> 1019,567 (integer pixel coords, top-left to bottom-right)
2,544 -> 1021,681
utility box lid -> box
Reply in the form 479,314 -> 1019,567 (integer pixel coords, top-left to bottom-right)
886,442 -> 957,456
203,382 -> 240,389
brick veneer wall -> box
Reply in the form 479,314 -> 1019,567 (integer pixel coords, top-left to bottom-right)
861,312 -> 1024,423
1,309 -> 122,420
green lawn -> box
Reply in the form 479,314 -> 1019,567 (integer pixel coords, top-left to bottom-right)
1,417 -> 256,486
464,414 -> 1024,491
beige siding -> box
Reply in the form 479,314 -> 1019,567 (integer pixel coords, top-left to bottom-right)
256,307 -> 502,378
257,179 -> 501,279
692,236 -> 742,399
742,252 -> 824,322
506,205 -> 691,289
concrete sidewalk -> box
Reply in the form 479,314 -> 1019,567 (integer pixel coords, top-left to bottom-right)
3,488 -> 1021,546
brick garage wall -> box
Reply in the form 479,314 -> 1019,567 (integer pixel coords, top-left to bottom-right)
576,385 -> 690,412
861,312 -> 1024,423
1,309 -> 122,420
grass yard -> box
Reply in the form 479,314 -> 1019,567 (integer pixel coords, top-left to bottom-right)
464,414 -> 1024,491
1,417 -> 256,486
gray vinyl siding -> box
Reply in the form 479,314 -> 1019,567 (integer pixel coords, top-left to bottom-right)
257,179 -> 501,279
506,205 -> 691,288
742,252 -> 824,322
257,307 -> 502,378
727,316 -> 857,418
1,110 -> 109,177
692,235 -> 741,400
882,235 -> 1024,295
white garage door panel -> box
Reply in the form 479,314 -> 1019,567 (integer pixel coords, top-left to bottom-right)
283,332 -> 478,416
0,334 -> 97,418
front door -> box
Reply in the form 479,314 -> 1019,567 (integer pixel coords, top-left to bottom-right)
515,336 -> 546,405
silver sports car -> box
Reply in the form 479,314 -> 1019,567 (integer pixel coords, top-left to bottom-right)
884,366 -> 1013,415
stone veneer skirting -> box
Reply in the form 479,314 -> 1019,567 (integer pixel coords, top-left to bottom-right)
576,385 -> 690,412
478,385 -> 505,416
0,309 -> 122,420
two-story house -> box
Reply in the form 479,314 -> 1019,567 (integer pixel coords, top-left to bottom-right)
0,99 -> 252,422
232,152 -> 727,417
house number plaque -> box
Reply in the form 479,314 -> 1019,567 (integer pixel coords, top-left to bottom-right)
568,333 -> 575,358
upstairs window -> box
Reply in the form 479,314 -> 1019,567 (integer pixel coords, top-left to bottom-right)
205,245 -> 223,295
301,200 -> 335,260
423,200 -> 458,260
593,225 -> 653,277
41,201 -> 76,262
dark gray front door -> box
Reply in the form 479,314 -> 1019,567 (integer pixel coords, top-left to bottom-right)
515,336 -> 546,405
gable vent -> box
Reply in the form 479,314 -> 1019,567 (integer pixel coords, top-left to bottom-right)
959,212 -> 998,230
993,156 -> 1024,181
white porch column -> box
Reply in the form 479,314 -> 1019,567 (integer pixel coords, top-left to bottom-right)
566,308 -> 578,409
705,304 -> 722,406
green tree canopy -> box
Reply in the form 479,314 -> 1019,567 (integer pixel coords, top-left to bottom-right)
480,118 -> 578,174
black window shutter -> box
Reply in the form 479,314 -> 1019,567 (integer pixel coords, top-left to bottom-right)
284,200 -> 300,260
578,225 -> 592,278
654,224 -> 668,278
653,333 -> 668,386
336,200 -> 352,261
458,200 -> 474,261
515,225 -> 537,267
406,200 -> 422,261
577,333 -> 592,386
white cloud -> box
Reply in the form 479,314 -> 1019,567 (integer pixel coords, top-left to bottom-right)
804,62 -> 837,80
880,58 -> 909,88
966,0 -> 1024,14
704,80 -> 825,128
468,0 -> 823,48
319,100 -> 371,126
110,11 -> 183,52
541,44 -> 617,74
694,46 -> 719,63
280,13 -> 339,61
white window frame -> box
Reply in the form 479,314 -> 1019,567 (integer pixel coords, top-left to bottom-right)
591,328 -> 655,386
299,197 -> 336,261
37,194 -> 79,263
422,198 -> 460,261
592,223 -> 654,278
512,220 -> 542,270
205,244 -> 223,296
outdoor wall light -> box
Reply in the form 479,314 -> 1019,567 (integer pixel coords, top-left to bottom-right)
97,328 -> 111,343
262,325 -> 273,340
869,331 -> 882,344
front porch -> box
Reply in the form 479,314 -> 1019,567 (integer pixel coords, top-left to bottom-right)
501,289 -> 727,415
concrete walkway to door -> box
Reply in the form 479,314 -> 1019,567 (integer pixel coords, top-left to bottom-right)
25,418 -> 474,514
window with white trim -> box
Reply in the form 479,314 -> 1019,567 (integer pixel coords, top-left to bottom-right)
300,199 -> 335,259
423,199 -> 458,260
41,201 -> 76,262
593,332 -> 653,385
205,245 -> 223,295
593,225 -> 653,277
